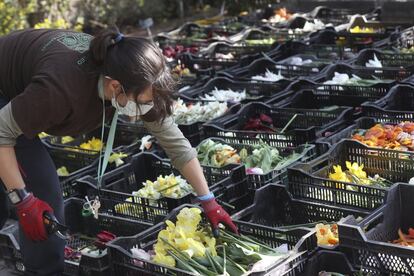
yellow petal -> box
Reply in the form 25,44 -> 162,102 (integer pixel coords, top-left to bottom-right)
153,253 -> 176,267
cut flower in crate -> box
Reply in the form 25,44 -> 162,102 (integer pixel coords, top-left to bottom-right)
263,7 -> 292,23
130,207 -> 292,275
251,70 -> 285,82
114,173 -> 194,217
329,161 -> 392,188
135,174 -> 194,200
391,228 -> 414,247
352,122 -> 414,151
199,87 -> 247,103
322,72 -> 393,86
315,223 -> 339,247
197,139 -> 304,175
173,99 -> 228,125
349,26 -> 379,34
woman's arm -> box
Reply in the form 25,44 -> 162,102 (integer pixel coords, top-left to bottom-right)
142,115 -> 238,235
142,116 -> 210,195
179,157 -> 209,196
0,103 -> 25,191
0,147 -> 25,191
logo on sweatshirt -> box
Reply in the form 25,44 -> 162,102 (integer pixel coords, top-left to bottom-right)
42,32 -> 92,53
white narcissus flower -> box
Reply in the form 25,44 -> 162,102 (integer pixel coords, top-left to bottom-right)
252,69 -> 284,82
173,99 -> 227,125
365,53 -> 383,68
139,135 -> 153,152
200,87 -> 246,102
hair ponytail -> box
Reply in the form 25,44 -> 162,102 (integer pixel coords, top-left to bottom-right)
89,26 -> 120,66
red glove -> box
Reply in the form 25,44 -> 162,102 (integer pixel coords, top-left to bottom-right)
15,193 -> 53,241
201,197 -> 239,236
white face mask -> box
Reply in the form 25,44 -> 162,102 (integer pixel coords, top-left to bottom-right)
111,97 -> 154,117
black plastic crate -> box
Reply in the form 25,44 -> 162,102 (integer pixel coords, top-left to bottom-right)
198,137 -> 316,190
174,73 -> 208,91
114,117 -> 151,146
273,54 -> 332,77
156,23 -> 235,46
301,28 -> 383,56
362,84 -> 414,120
232,184 -> 369,250
173,99 -> 231,147
221,55 -> 330,82
203,101 -> 350,147
76,152 -> 248,224
107,204 -> 315,276
0,197 -> 150,276
242,27 -> 306,45
267,78 -> 393,111
178,52 -> 238,76
268,89 -> 357,119
179,76 -> 294,103
208,41 -> 273,57
76,153 -> 190,224
315,63 -> 411,82
44,124 -> 139,153
338,183 -> 414,275
315,116 -> 414,153
178,41 -> 274,73
335,16 -> 400,49
307,6 -> 353,25
373,26 -> 414,51
43,124 -> 145,176
297,249 -> 358,275
293,42 -> 357,60
58,143 -> 142,199
288,139 -> 414,211
352,48 -> 414,68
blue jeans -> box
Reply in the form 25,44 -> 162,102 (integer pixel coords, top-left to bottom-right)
0,98 -> 65,275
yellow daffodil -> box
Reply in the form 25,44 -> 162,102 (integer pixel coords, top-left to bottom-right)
56,166 -> 69,177
80,137 -> 104,151
61,136 -> 74,144
152,207 -> 217,268
165,220 -> 176,232
158,229 -> 174,244
329,165 -> 349,182
345,161 -> 367,179
38,132 -> 49,139
153,253 -> 176,267
154,241 -> 168,256
328,161 -> 380,187
185,238 -> 206,257
350,26 -> 376,33
108,152 -> 128,167
204,236 -> 217,256
176,208 -> 202,230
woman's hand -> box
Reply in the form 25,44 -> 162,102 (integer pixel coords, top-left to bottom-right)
15,193 -> 53,241
199,193 -> 239,237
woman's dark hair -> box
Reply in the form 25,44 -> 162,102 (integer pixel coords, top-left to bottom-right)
88,26 -> 176,122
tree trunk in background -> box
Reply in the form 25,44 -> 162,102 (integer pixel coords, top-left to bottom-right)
178,0 -> 184,19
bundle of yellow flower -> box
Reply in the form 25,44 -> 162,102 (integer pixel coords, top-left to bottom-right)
328,161 -> 391,188
79,137 -> 104,151
350,26 -> 377,33
153,208 -> 217,267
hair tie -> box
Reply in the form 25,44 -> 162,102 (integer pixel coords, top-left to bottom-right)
113,33 -> 124,44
